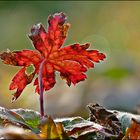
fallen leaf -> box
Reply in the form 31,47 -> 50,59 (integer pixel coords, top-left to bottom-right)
0,107 -> 31,129
0,106 -> 42,133
38,116 -> 68,139
0,126 -> 40,139
11,108 -> 40,133
87,103 -> 123,138
55,116 -> 114,139
123,118 -> 140,140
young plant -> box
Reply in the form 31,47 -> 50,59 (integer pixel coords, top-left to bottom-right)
0,12 -> 105,118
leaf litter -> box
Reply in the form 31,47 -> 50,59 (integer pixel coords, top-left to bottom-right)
0,103 -> 139,139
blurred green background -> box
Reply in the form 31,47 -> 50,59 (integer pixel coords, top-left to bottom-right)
0,1 -> 140,118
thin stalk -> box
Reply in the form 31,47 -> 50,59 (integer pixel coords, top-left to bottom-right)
38,59 -> 46,118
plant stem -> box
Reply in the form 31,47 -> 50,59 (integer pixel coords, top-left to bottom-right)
38,59 -> 46,118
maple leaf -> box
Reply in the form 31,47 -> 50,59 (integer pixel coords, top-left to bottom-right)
0,12 -> 105,102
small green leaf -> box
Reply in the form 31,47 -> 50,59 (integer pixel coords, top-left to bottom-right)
0,107 -> 41,133
0,107 -> 32,130
11,108 -> 40,133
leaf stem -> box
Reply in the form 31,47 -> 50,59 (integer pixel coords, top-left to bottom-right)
38,59 -> 46,118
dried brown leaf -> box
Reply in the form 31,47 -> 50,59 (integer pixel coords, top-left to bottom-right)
87,103 -> 123,138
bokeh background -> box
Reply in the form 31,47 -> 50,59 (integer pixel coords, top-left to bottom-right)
0,1 -> 140,118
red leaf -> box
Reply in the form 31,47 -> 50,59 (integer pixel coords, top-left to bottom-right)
9,67 -> 35,102
0,12 -> 106,101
